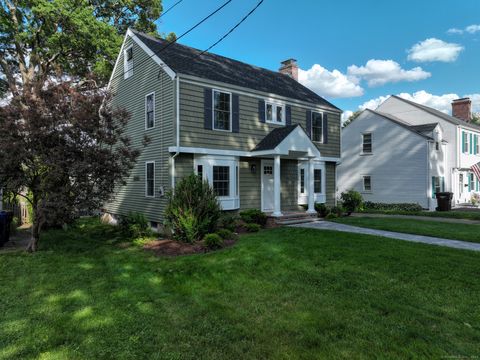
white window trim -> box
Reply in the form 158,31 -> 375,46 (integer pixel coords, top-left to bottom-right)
265,101 -> 286,125
362,175 -> 372,193
145,161 -> 155,198
311,111 -> 324,143
297,161 -> 326,205
361,132 -> 373,155
212,89 -> 232,132
463,131 -> 470,154
124,44 -> 133,79
145,92 -> 155,130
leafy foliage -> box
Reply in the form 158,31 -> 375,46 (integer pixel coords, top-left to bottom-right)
119,212 -> 152,239
330,206 -> 344,217
239,209 -> 267,227
204,233 -> 224,249
216,228 -> 234,240
340,190 -> 363,215
363,202 -> 423,212
218,212 -> 239,232
245,223 -> 261,232
315,203 -> 331,217
342,110 -> 362,128
164,174 -> 222,243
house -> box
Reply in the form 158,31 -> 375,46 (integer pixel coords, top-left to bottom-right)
338,96 -> 480,209
103,29 -> 342,226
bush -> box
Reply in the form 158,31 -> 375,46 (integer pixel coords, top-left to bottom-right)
245,223 -> 261,232
315,203 -> 331,217
330,206 -> 344,217
119,212 -> 152,238
239,209 -> 267,226
340,190 -> 363,215
363,202 -> 423,212
471,193 -> 480,206
204,233 -> 224,249
218,212 -> 239,232
164,174 -> 222,243
216,228 -> 234,240
325,213 -> 338,220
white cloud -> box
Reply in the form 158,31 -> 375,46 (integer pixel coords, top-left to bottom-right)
466,24 -> 480,34
341,110 -> 354,125
298,64 -> 364,98
447,28 -> 464,35
407,38 -> 464,62
347,59 -> 431,87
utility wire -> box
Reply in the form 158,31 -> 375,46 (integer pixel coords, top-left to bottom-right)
160,0 -> 184,19
110,0 -> 233,82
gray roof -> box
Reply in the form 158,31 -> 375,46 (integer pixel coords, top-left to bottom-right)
367,109 -> 436,140
391,95 -> 480,131
252,125 -> 299,151
409,123 -> 439,134
131,29 -> 340,111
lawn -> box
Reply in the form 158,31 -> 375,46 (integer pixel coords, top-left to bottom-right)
1,219 -> 479,359
360,209 -> 480,221
332,216 -> 480,243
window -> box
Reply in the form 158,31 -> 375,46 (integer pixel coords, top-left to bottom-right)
311,112 -> 323,142
432,176 -> 441,198
470,173 -> 475,191
145,93 -> 155,129
362,133 -> 372,154
300,169 -> 305,194
264,166 -> 273,175
146,161 -> 155,197
435,141 -> 439,151
213,166 -> 230,197
363,176 -> 372,192
213,90 -> 231,131
124,46 -> 133,79
476,135 -> 480,155
463,131 -> 469,153
197,165 -> 203,179
314,169 -> 322,193
265,102 -> 285,124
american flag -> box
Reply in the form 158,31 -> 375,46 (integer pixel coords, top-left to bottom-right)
472,161 -> 480,182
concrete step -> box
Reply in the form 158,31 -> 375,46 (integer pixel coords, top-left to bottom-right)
275,218 -> 319,226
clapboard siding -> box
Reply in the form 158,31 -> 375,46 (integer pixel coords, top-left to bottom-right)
179,82 -> 341,158
239,158 -> 261,210
326,162 -> 336,207
281,160 -> 301,211
104,37 -> 175,222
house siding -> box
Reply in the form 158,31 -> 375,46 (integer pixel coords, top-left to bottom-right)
326,162 -> 337,207
104,37 -> 175,222
281,160 -> 301,211
239,158 -> 261,210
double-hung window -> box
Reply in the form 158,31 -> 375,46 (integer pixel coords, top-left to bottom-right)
363,176 -> 372,192
463,131 -> 469,153
476,134 -> 480,155
470,173 -> 475,191
124,46 -> 133,79
213,166 -> 230,197
265,102 -> 285,124
145,92 -> 155,129
300,169 -> 305,194
311,112 -> 323,142
145,161 -> 155,197
213,90 -> 231,131
314,169 -> 322,193
362,133 -> 372,154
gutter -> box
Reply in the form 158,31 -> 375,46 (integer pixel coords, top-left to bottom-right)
171,75 -> 180,190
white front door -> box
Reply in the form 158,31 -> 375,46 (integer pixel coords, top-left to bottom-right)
262,160 -> 274,212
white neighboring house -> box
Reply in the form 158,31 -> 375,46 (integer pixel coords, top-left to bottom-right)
338,96 -> 480,210
338,109 -> 446,210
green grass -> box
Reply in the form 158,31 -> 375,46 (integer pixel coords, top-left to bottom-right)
333,216 -> 480,243
360,209 -> 480,220
1,219 -> 480,359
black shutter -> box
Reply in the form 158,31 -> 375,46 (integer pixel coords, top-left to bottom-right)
323,113 -> 328,143
204,88 -> 213,130
306,110 -> 312,138
286,105 -> 292,126
232,93 -> 239,133
258,99 -> 266,123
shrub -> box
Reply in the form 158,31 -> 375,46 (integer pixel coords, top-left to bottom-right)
330,206 -> 344,217
239,209 -> 267,226
245,223 -> 261,232
315,203 -> 331,217
119,212 -> 153,238
164,174 -> 222,243
204,233 -> 224,249
363,202 -> 423,212
216,228 -> 234,240
471,193 -> 480,206
218,212 -> 239,232
325,213 -> 338,220
340,190 -> 363,215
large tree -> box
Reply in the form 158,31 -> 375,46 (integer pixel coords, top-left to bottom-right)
0,0 -> 169,99
0,81 -> 140,251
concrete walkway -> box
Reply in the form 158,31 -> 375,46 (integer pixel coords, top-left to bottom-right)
291,221 -> 480,252
351,212 -> 480,225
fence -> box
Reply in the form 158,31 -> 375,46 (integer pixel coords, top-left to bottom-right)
2,201 -> 30,225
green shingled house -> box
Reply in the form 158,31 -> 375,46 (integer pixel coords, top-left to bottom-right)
104,29 -> 342,226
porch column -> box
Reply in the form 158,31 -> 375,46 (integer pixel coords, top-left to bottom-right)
307,158 -> 316,214
273,155 -> 283,217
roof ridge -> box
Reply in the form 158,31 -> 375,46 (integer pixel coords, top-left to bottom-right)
365,109 -> 433,140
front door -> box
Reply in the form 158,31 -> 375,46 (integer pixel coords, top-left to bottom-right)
262,160 -> 274,212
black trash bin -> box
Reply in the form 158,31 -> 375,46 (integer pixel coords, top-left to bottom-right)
0,211 -> 14,247
435,192 -> 453,212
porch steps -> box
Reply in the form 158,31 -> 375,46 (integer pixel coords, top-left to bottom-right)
272,212 -> 319,226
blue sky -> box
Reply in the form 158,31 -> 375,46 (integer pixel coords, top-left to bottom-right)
158,0 -> 480,119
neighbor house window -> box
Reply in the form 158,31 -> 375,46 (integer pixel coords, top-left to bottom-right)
197,165 -> 203,179
362,133 -> 372,154
145,92 -> 155,129
146,161 -> 155,197
314,169 -> 322,193
124,46 -> 133,79
213,166 -> 230,197
435,141 -> 439,151
470,173 -> 475,191
265,102 -> 285,124
213,90 -> 231,131
363,176 -> 372,192
463,131 -> 469,153
300,169 -> 305,194
311,112 -> 323,142
476,135 -> 480,155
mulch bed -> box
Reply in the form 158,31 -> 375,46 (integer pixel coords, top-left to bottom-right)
143,238 -> 236,257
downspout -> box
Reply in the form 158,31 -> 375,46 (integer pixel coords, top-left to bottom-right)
427,140 -> 432,210
171,75 -> 180,190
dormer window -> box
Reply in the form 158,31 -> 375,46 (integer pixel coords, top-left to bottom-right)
124,45 -> 133,79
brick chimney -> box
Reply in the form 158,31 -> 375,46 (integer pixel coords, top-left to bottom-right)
452,97 -> 472,122
279,58 -> 298,81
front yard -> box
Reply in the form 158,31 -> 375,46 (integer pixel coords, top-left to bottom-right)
1,219 -> 479,359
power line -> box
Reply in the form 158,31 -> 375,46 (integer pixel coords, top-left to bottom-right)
160,0 -> 184,19
110,0 -> 233,82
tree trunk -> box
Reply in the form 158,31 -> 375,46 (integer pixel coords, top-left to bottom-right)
27,219 -> 40,252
